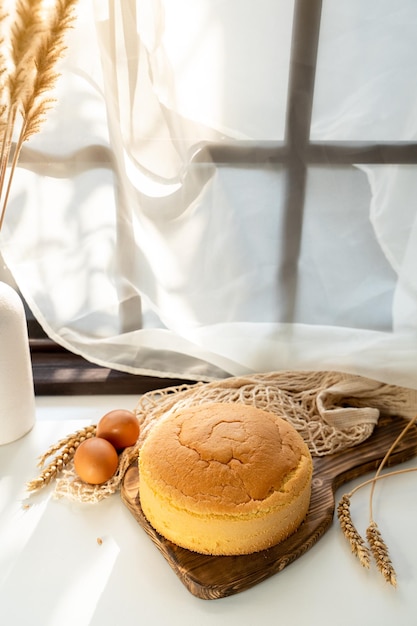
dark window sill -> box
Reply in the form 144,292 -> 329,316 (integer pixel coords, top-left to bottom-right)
30,338 -> 194,396
24,298 -> 194,396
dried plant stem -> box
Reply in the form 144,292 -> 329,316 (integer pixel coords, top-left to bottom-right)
0,0 -> 78,231
338,466 -> 417,543
0,107 -> 16,229
0,111 -> 20,229
358,468 -> 417,587
368,414 -> 417,520
338,415 -> 417,586
365,415 -> 417,586
26,424 -> 96,492
347,466 -> 417,497
0,0 -> 44,227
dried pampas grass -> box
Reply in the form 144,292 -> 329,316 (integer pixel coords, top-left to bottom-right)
0,0 -> 79,230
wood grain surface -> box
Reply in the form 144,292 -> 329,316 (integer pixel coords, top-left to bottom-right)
121,415 -> 417,600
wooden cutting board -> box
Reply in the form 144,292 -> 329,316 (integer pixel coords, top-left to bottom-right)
121,414 -> 417,600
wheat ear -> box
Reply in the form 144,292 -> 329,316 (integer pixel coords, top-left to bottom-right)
338,415 -> 417,586
365,414 -> 417,586
366,522 -> 397,587
337,494 -> 371,568
26,424 -> 96,492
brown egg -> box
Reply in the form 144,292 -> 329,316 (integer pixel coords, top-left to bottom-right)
96,409 -> 140,450
74,437 -> 119,485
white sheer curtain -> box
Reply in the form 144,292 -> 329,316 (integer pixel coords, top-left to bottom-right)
1,0 -> 417,388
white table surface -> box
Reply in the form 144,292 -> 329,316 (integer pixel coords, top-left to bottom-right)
1,395 -> 416,626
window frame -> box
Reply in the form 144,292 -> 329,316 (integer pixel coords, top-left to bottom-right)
28,0 -> 417,394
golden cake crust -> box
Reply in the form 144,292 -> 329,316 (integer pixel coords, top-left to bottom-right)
139,402 -> 313,555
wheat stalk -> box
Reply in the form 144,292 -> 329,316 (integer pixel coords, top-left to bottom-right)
365,414 -> 417,586
37,423 -> 97,465
26,424 -> 96,492
0,0 -> 78,231
368,414 -> 417,519
337,415 -> 417,586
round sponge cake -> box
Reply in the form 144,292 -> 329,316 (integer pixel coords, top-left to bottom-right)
138,402 -> 313,555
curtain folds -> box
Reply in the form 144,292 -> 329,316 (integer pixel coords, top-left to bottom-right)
2,0 -> 417,388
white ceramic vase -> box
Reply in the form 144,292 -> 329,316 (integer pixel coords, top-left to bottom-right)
0,280 -> 36,445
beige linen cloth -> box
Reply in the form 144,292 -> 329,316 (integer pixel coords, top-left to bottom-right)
54,370 -> 417,502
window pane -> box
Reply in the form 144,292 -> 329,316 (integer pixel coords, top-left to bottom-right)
142,0 -> 294,141
295,166 -> 396,330
311,0 -> 417,141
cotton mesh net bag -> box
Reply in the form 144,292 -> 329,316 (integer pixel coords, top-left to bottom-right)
27,370 -> 417,503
